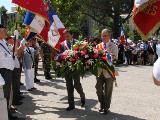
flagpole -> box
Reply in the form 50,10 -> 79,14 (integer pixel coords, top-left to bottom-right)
13,6 -> 20,60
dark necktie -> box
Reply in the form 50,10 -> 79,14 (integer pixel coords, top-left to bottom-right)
67,41 -> 71,49
104,43 -> 107,49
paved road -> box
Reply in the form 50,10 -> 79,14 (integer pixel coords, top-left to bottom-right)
17,64 -> 160,120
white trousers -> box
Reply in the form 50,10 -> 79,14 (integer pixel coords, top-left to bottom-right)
24,68 -> 34,90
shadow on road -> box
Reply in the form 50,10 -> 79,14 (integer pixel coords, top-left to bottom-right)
17,83 -> 146,120
45,107 -> 146,120
17,93 -> 145,120
36,79 -> 66,90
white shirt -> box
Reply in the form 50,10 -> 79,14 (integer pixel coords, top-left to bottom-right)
97,42 -> 118,78
14,57 -> 20,68
153,57 -> 160,81
7,43 -> 20,68
23,47 -> 35,69
0,39 -> 14,86
0,40 -> 14,70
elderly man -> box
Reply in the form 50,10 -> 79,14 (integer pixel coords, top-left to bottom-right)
96,28 -> 118,114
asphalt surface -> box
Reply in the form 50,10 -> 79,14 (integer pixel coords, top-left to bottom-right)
16,64 -> 160,120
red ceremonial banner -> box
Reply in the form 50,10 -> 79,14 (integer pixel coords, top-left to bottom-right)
133,0 -> 160,39
12,0 -> 49,23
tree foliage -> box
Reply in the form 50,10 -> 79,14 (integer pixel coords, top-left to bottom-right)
0,6 -> 8,26
51,0 -> 134,38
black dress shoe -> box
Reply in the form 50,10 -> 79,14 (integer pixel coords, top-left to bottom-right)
10,106 -> 17,113
27,89 -> 32,92
66,107 -> 75,111
81,99 -> 85,107
31,87 -> 37,90
18,96 -> 25,100
20,82 -> 24,86
13,101 -> 23,106
9,115 -> 18,120
9,116 -> 25,120
45,76 -> 52,80
45,74 -> 52,80
19,92 -> 24,95
34,78 -> 40,83
103,109 -> 110,115
99,108 -> 104,113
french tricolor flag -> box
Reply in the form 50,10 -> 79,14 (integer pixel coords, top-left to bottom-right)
23,11 -> 50,42
25,27 -> 37,41
23,5 -> 65,50
119,27 -> 126,45
47,4 -> 65,49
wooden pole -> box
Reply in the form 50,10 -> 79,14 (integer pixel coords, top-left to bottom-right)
13,7 -> 20,59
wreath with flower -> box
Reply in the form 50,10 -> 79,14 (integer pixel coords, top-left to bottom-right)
52,41 -> 116,79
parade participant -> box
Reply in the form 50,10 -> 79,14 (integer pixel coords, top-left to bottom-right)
118,40 -> 125,64
31,37 -> 40,83
5,38 -> 23,106
125,44 -> 132,65
96,28 -> 118,114
60,29 -> 85,111
132,45 -> 138,65
40,42 -> 52,80
22,39 -> 36,91
0,24 -> 18,119
153,57 -> 160,86
144,41 -> 149,65
148,41 -> 155,65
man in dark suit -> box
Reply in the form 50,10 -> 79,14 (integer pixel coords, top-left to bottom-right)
60,29 -> 85,111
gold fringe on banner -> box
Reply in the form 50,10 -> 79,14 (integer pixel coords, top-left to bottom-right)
132,0 -> 160,40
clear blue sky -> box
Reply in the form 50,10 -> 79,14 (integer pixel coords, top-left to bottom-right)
0,0 -> 15,11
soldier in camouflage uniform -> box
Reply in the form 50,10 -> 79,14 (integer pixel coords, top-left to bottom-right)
31,38 -> 40,83
40,42 -> 52,80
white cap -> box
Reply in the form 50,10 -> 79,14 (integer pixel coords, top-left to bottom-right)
14,30 -> 19,39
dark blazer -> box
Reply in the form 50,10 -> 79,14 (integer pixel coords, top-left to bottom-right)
60,39 -> 77,53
